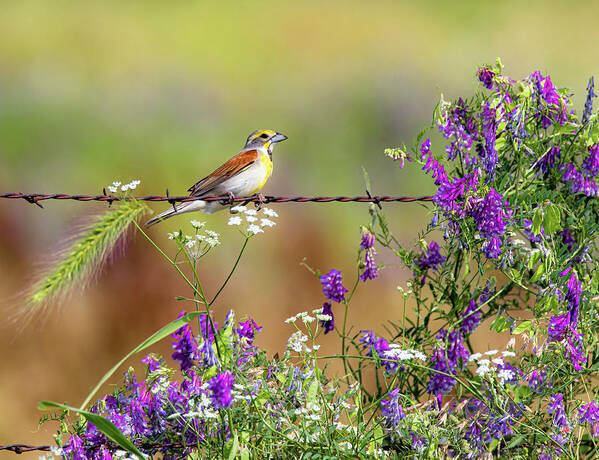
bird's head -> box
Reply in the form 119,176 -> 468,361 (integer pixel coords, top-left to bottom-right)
245,129 -> 288,152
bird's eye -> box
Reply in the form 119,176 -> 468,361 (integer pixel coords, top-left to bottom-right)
259,133 -> 269,139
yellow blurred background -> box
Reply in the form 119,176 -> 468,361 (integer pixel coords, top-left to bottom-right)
1,1 -> 598,455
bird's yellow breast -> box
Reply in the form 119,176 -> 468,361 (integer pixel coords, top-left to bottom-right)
250,151 -> 273,194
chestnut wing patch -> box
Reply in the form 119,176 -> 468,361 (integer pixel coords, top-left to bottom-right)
187,149 -> 258,197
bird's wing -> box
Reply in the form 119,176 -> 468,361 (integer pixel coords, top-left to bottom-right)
187,149 -> 259,196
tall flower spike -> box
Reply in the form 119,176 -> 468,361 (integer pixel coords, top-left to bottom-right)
582,76 -> 596,125
208,371 -> 235,409
381,388 -> 406,428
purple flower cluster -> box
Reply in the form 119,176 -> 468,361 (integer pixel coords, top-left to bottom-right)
529,71 -> 571,128
319,302 -> 335,334
479,102 -> 499,181
320,269 -> 348,303
439,98 -> 477,166
359,227 -> 378,282
427,329 -> 469,396
582,76 -> 596,124
208,371 -> 235,409
561,161 -> 598,196
420,138 -> 447,186
171,311 -> 199,372
477,66 -> 495,90
359,330 -> 399,374
578,401 -> 599,437
548,394 -> 569,430
534,146 -> 561,176
416,241 -> 445,272
381,388 -> 405,428
460,299 -> 482,335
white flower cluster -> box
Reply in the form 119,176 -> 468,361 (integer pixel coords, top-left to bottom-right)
167,223 -> 221,257
228,206 -> 278,235
184,390 -> 218,420
287,331 -> 310,353
382,344 -> 427,362
106,179 -> 141,194
469,349 -> 517,384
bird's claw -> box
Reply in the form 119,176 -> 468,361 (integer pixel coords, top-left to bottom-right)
227,192 -> 236,206
254,193 -> 266,211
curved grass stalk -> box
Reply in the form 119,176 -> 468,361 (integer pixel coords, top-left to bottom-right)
25,200 -> 148,316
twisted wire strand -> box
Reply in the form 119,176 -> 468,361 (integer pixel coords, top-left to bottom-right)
0,192 -> 434,208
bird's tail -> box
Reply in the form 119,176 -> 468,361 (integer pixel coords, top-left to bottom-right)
145,201 -> 206,227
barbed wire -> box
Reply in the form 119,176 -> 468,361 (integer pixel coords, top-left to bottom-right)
0,444 -> 51,454
0,192 -> 434,209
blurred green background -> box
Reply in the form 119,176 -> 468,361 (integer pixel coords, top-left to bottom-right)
1,0 -> 598,453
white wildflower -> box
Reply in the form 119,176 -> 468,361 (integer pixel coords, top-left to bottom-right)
502,351 -> 516,357
244,209 -> 258,216
485,349 -> 498,356
285,315 -> 298,324
205,230 -> 219,238
478,359 -> 491,366
205,237 -> 220,248
316,314 -> 332,321
469,353 -> 483,362
476,364 -> 491,377
190,220 -> 205,229
107,185 -> 118,193
185,239 -> 197,249
246,215 -> 258,223
287,331 -> 309,353
301,315 -> 316,324
312,307 -> 323,314
497,368 -> 515,384
247,224 -> 263,235
230,205 -> 247,213
260,218 -> 276,227
262,207 -> 278,217
228,216 -> 242,226
167,231 -> 180,240
492,358 -> 504,366
312,344 -> 321,351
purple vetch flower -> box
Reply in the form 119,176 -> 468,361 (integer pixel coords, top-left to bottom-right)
578,401 -> 599,436
582,76 -> 596,125
359,330 -> 398,374
208,371 -> 235,409
565,329 -> 586,370
63,434 -> 86,460
416,241 -> 446,272
434,172 -> 479,213
360,227 -> 376,249
320,269 -> 348,303
201,339 -> 219,368
527,368 -> 552,394
583,143 -> 599,178
479,102 -> 499,181
420,138 -> 448,186
562,269 -> 581,326
548,394 -> 569,430
534,146 -> 561,176
529,71 -> 570,128
171,311 -> 199,372
558,228 -> 576,253
199,313 -> 218,343
438,98 -> 477,166
461,299 -> 482,335
320,302 -> 335,334
427,329 -> 469,396
561,162 -> 598,196
548,312 -> 570,342
142,354 -> 164,373
360,248 -> 378,282
237,317 -> 262,346
482,237 -> 502,259
477,67 -> 495,89
381,388 -> 406,428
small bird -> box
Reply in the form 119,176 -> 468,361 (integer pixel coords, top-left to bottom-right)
145,129 -> 287,226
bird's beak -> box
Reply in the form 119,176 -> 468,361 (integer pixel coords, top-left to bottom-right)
271,133 -> 288,144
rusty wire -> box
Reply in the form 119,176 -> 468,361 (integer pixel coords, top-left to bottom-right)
0,191 -> 434,209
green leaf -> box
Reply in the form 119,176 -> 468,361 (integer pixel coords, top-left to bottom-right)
543,204 -> 561,235
226,433 -> 240,460
530,262 -> 545,283
306,378 -> 319,403
491,316 -> 510,333
532,207 -> 544,236
527,250 -> 541,270
79,311 -> 201,410
513,320 -> 532,335
38,401 -> 146,459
